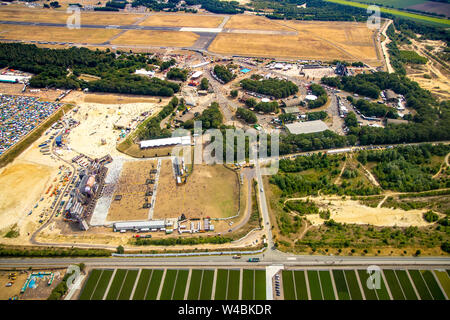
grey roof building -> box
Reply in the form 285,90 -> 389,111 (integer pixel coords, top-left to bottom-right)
285,120 -> 329,134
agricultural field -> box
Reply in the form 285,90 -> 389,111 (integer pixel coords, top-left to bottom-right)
281,268 -> 449,300
78,268 -> 266,300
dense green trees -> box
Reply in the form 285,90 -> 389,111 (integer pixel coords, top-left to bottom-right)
352,99 -> 398,119
240,78 -> 298,99
236,107 -> 257,124
194,102 -> 223,129
0,43 -> 180,96
213,65 -> 235,83
308,84 -> 328,109
185,0 -> 243,14
166,68 -> 189,81
140,97 -> 179,140
254,101 -> 279,113
200,77 -> 209,90
306,111 -> 327,121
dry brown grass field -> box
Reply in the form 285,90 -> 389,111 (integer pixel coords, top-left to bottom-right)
223,14 -> 292,31
153,160 -> 239,220
139,13 -> 223,28
0,8 -> 143,25
110,30 -> 199,47
107,160 -> 157,221
210,19 -> 380,63
0,25 -> 120,44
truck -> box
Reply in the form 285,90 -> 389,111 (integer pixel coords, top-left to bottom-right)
248,257 -> 260,262
232,255 -> 241,259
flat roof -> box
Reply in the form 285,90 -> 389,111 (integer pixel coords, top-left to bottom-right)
114,220 -> 165,229
140,136 -> 190,148
285,120 -> 329,135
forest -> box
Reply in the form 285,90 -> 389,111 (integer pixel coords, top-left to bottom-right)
348,97 -> 398,119
139,97 -> 179,140
0,43 -> 180,97
236,107 -> 258,124
240,78 -> 298,99
308,84 -> 328,109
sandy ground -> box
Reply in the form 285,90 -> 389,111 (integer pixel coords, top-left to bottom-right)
153,161 -> 239,220
107,160 -> 157,222
302,197 -> 432,227
63,98 -> 162,159
0,271 -> 29,300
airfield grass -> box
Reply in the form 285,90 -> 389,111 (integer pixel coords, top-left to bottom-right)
111,30 -> 200,48
223,15 -> 293,31
139,14 -> 223,28
0,25 -> 120,44
325,0 -> 450,26
0,7 -> 143,25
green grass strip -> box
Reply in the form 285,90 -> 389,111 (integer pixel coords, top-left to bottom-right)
434,271 -> 450,299
383,270 -> 405,300
214,269 -> 229,300
145,269 -> 163,300
132,269 -> 152,300
293,270 -> 308,300
187,270 -> 203,300
242,269 -> 254,300
79,269 -> 102,300
332,270 -> 350,300
344,270 -> 363,300
357,270 -> 378,300
200,270 -> 214,300
307,271 -> 323,300
227,269 -> 240,300
319,270 -> 336,300
117,269 -> 138,300
408,270 -> 433,300
394,270 -> 418,300
254,270 -> 266,300
282,270 -> 296,300
172,270 -> 189,300
160,270 -> 177,300
421,270 -> 445,300
105,269 -> 127,300
91,269 -> 113,300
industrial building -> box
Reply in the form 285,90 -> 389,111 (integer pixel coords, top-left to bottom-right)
113,220 -> 167,232
285,120 -> 329,135
140,136 -> 191,149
